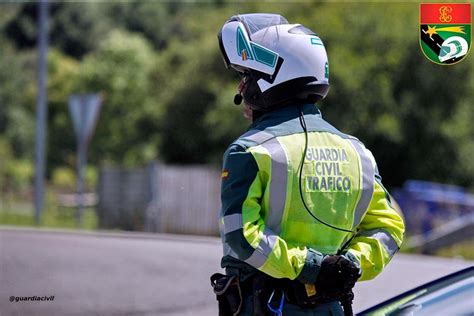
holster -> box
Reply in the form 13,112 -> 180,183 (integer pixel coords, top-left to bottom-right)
211,273 -> 242,316
210,272 -> 277,316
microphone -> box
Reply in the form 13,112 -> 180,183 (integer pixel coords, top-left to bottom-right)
234,93 -> 243,105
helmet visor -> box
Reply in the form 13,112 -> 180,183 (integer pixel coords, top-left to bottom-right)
232,13 -> 289,38
218,13 -> 287,73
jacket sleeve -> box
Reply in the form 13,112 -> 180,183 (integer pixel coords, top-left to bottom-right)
220,144 -> 323,283
346,167 -> 405,281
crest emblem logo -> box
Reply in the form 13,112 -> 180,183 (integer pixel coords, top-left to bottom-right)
420,3 -> 471,65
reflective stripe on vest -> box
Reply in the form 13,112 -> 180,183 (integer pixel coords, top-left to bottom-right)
261,138 -> 288,234
241,130 -> 288,234
223,213 -> 242,235
223,242 -> 238,258
357,228 -> 399,257
241,129 -> 273,144
245,227 -> 278,268
348,139 -> 375,230
222,214 -> 278,267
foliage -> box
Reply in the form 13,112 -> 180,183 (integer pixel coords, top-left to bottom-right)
0,136 -> 33,194
52,165 -> 97,191
0,201 -> 98,230
152,30 -> 247,163
74,29 -> 160,166
5,2 -> 110,58
51,166 -> 76,191
103,2 -> 188,50
435,240 -> 474,261
47,49 -> 80,171
0,36 -> 36,158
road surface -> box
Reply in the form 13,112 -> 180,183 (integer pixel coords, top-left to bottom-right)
0,227 -> 471,315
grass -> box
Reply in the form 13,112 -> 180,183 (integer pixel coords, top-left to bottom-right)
435,240 -> 474,261
0,194 -> 98,230
399,234 -> 474,261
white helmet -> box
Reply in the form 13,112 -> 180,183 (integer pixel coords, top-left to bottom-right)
218,13 -> 330,111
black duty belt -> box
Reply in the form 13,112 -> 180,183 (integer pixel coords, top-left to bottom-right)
212,271 -> 351,316
242,272 -> 334,308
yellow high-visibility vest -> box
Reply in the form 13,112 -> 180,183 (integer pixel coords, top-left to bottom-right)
220,104 -> 405,283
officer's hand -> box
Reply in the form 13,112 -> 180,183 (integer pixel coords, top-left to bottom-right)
315,254 -> 361,298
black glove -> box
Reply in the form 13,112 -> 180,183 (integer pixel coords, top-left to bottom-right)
315,254 -> 361,300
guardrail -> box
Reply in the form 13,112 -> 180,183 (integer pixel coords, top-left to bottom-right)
406,214 -> 474,254
393,180 -> 474,236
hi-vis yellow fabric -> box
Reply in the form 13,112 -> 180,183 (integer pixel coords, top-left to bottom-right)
219,104 -> 405,284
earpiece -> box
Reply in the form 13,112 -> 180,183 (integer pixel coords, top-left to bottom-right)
234,93 -> 243,105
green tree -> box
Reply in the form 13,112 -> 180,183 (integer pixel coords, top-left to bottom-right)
5,2 -> 110,59
393,48 -> 474,187
0,37 -> 36,158
46,49 -> 80,172
104,2 -> 188,50
75,29 -> 160,165
151,5 -> 248,164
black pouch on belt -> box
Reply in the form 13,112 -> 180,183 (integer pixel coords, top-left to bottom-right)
210,273 -> 243,316
251,273 -> 275,316
284,280 -> 331,308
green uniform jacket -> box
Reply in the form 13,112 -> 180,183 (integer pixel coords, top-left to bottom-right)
219,104 -> 405,284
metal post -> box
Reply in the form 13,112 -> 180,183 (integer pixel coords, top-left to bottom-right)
76,140 -> 86,227
76,97 -> 86,226
144,162 -> 160,232
34,0 -> 49,224
68,94 -> 103,227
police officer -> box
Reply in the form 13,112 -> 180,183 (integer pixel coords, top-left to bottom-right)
211,13 -> 405,316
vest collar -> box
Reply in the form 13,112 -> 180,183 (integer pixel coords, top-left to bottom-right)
251,104 -> 321,127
